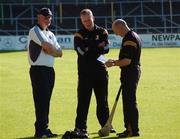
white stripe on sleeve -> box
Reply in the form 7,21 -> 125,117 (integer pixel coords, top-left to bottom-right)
77,47 -> 85,55
104,45 -> 109,50
34,26 -> 48,43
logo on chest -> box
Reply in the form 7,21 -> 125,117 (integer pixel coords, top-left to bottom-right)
49,35 -> 53,40
95,35 -> 99,40
84,35 -> 99,40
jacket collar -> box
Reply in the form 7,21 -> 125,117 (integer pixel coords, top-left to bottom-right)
82,24 -> 97,32
36,24 -> 48,31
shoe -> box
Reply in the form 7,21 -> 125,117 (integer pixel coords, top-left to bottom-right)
34,129 -> 58,138
110,125 -> 116,133
73,128 -> 89,138
117,130 -> 139,138
62,131 -> 72,139
110,128 -> 116,133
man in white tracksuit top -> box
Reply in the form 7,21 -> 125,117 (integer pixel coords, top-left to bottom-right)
27,8 -> 62,138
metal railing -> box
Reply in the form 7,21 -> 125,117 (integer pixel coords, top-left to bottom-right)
0,0 -> 180,35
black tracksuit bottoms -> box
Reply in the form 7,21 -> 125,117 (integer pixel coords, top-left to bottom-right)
29,66 -> 55,133
75,71 -> 109,130
121,67 -> 141,133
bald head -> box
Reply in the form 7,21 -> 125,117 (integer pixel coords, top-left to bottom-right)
112,19 -> 130,37
113,19 -> 127,27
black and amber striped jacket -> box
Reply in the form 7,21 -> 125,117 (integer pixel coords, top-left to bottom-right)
74,24 -> 110,74
119,30 -> 141,69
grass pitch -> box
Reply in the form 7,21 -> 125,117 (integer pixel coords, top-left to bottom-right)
0,48 -> 180,139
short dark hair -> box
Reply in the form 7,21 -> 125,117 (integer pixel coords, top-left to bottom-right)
37,8 -> 52,16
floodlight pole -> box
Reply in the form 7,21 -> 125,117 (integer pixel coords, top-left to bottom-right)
169,0 -> 172,33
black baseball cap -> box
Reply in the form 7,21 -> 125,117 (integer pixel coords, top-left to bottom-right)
37,8 -> 52,16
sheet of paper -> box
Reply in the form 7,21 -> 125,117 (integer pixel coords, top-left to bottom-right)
97,55 -> 107,64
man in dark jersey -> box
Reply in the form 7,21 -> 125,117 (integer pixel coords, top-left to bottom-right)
73,9 -> 115,138
106,19 -> 141,138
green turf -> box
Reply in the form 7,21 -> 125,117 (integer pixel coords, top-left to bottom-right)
0,48 -> 180,139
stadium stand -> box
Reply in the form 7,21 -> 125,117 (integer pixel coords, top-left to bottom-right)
0,0 -> 180,35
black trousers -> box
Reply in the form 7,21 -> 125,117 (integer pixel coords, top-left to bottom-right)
29,66 -> 55,133
120,67 -> 141,133
75,71 -> 109,130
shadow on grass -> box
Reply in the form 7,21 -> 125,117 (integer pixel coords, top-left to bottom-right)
15,134 -> 62,139
89,132 -> 98,135
15,133 -> 118,139
93,136 -> 118,139
90,132 -> 118,139
15,132 -> 98,139
15,137 -> 36,139
0,50 -> 26,53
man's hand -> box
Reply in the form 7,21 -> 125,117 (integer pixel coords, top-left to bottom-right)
42,42 -> 62,57
105,58 -> 131,67
84,47 -> 88,52
41,42 -> 54,53
98,41 -> 106,48
105,59 -> 115,67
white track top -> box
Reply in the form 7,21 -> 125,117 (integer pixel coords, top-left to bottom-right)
27,25 -> 61,67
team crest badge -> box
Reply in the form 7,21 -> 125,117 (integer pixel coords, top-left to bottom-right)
96,35 -> 99,40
